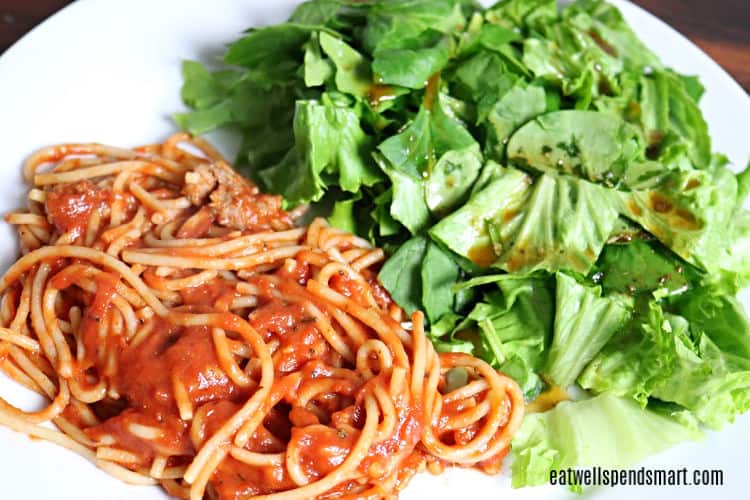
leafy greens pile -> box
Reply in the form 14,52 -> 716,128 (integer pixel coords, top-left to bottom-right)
177,0 -> 750,486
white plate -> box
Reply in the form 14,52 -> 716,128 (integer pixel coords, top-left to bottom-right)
0,1 -> 748,499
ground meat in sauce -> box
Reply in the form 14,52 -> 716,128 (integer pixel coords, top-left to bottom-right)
248,302 -> 330,374
182,163 -> 292,233
45,180 -> 111,237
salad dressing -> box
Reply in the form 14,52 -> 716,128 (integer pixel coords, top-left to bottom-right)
467,243 -> 496,267
526,384 -> 570,413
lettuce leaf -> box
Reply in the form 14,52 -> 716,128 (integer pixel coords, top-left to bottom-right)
706,209 -> 750,292
362,0 -> 465,54
619,163 -> 750,288
377,93 -> 479,180
303,33 -> 334,87
638,69 -> 711,170
563,0 -> 661,69
175,61 -> 301,175
507,110 -> 645,186
378,236 -> 463,324
521,15 -> 623,105
431,168 -> 620,274
484,0 -> 557,32
544,274 -> 630,387
318,32 -> 372,98
489,174 -> 619,274
512,392 -> 703,487
661,292 -> 750,428
375,92 -> 483,232
580,291 -> 750,429
381,166 -> 431,234
651,330 -> 750,429
289,0 -> 346,26
578,299 -> 680,405
429,165 -> 532,264
224,23 -> 321,83
453,273 -> 555,398
484,83 -> 547,159
424,146 -> 484,215
372,30 -> 453,89
329,194 -> 361,234
259,98 -> 382,205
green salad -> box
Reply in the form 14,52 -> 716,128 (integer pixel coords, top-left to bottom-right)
176,0 -> 750,486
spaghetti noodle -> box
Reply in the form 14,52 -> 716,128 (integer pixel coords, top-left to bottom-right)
0,134 -> 523,499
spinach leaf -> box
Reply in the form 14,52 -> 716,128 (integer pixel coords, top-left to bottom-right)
378,235 -> 428,316
421,242 -> 461,323
593,240 -> 700,296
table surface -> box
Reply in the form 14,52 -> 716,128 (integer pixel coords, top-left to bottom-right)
1,0 -> 748,92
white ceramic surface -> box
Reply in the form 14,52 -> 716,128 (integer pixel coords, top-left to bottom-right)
0,1 -> 747,499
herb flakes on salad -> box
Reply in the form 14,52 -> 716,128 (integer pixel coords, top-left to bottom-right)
177,0 -> 750,487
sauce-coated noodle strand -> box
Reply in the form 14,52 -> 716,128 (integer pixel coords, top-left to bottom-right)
0,135 -> 524,499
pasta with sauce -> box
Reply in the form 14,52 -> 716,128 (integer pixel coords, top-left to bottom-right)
0,134 -> 523,499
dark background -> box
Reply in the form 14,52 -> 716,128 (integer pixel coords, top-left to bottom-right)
1,0 -> 748,91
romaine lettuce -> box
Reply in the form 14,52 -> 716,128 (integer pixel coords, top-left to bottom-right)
512,392 -> 703,487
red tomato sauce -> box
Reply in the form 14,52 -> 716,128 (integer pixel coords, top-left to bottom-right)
45,181 -> 111,238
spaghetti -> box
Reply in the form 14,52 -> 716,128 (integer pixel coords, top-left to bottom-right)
0,134 -> 524,499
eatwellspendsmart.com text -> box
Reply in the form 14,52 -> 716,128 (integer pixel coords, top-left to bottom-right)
549,466 -> 724,487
